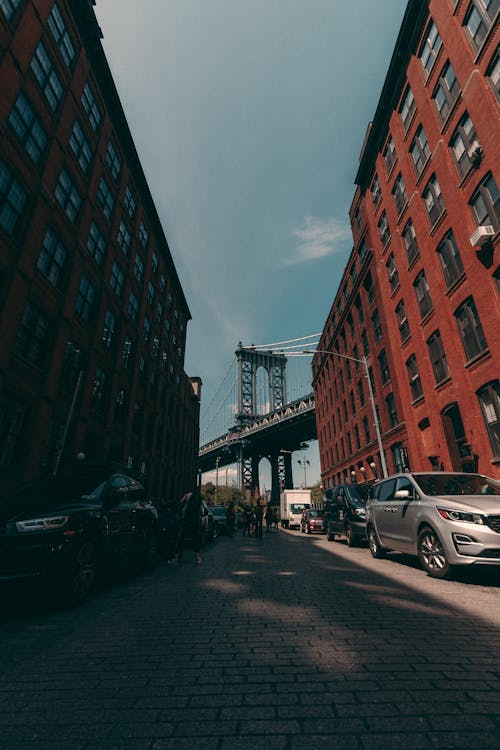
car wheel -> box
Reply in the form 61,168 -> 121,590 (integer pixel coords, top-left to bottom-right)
367,526 -> 386,559
62,539 -> 98,605
136,528 -> 157,571
345,524 -> 356,547
417,526 -> 454,580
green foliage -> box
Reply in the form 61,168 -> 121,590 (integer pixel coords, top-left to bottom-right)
311,480 -> 323,507
200,482 -> 244,508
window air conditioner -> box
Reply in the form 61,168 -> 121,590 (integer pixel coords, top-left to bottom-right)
467,140 -> 483,165
470,225 -> 495,247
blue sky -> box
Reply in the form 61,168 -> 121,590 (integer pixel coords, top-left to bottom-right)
95,0 -> 406,489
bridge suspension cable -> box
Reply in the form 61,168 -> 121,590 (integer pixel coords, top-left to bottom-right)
241,333 -> 322,350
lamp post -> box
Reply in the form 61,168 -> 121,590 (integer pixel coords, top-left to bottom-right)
303,349 -> 389,479
215,455 -> 221,505
297,455 -> 310,488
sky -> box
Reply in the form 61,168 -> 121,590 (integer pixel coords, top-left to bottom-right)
94,0 -> 406,490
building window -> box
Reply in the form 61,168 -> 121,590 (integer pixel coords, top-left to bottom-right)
378,211 -> 391,246
414,270 -> 433,318
410,125 -> 431,178
437,231 -> 464,288
69,120 -> 92,173
383,136 -> 397,175
55,169 -> 81,223
128,291 -> 139,322
0,158 -> 27,236
134,253 -> 144,283
450,112 -> 479,179
147,281 -> 155,305
105,140 -> 121,180
102,309 -> 116,348
30,43 -> 63,112
151,251 -> 158,273
423,174 -> 445,227
60,340 -> 82,392
75,275 -> 94,321
487,46 -> 500,97
81,82 -> 101,132
392,173 -> 408,217
87,221 -> 106,265
361,329 -> 369,356
92,368 -> 108,408
0,397 -> 25,470
386,393 -> 398,428
143,316 -> 151,342
14,301 -> 49,367
110,262 -> 124,297
159,274 -> 166,293
48,3 -> 75,68
0,0 -> 22,21
122,337 -> 132,368
371,174 -> 382,206
362,415 -> 370,444
97,177 -> 114,221
477,381 -> 500,457
427,330 -> 450,384
386,253 -> 399,293
391,443 -> 410,473
402,220 -> 420,265
117,219 -> 131,256
399,86 -> 416,131
378,350 -> 390,385
433,61 -> 461,123
357,379 -> 365,407
156,301 -> 163,323
139,221 -> 149,247
419,20 -> 442,75
36,227 -> 66,288
395,300 -> 410,342
124,185 -> 136,218
464,0 -> 499,51
470,173 -> 500,229
406,354 -> 423,401
8,92 -> 48,165
455,296 -> 488,360
371,309 -> 383,342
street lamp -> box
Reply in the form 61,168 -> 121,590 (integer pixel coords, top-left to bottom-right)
297,455 -> 310,488
302,348 -> 389,479
215,455 -> 221,505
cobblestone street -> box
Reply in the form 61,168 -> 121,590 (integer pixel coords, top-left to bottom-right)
0,529 -> 499,750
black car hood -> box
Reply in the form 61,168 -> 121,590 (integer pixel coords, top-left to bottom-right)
6,501 -> 102,524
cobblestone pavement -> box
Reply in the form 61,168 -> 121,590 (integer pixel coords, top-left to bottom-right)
0,528 -> 499,750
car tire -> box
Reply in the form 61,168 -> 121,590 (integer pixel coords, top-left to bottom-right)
62,538 -> 98,605
345,524 -> 356,547
367,526 -> 386,559
417,526 -> 454,580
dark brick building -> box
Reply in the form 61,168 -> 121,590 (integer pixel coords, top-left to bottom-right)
313,0 -> 499,491
0,0 -> 201,501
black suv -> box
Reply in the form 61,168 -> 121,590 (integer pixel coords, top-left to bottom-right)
0,466 -> 158,604
324,483 -> 372,546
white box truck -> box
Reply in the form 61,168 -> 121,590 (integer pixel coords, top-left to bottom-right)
280,489 -> 312,529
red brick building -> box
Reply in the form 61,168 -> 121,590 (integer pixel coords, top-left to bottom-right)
313,0 -> 500,491
0,0 -> 201,501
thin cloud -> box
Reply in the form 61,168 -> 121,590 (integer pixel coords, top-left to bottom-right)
284,216 -> 351,266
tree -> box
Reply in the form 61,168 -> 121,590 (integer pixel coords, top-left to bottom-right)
311,480 -> 323,508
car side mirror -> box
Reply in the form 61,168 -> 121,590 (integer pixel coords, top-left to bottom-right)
394,489 -> 411,499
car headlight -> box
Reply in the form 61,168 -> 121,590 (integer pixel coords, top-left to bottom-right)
16,515 -> 70,533
437,508 -> 484,525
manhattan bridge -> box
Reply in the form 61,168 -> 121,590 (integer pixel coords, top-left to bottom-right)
198,335 -> 321,505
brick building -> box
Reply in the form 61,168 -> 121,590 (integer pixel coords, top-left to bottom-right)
0,0 -> 201,501
313,0 -> 499,491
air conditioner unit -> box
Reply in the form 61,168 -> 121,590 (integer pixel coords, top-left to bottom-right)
470,225 -> 495,247
467,140 -> 483,165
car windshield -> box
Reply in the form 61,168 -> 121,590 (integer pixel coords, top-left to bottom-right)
413,473 -> 500,496
307,510 -> 322,518
210,506 -> 226,517
0,471 -> 110,519
291,503 -> 308,513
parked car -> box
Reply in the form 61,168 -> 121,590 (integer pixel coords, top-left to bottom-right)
210,505 -> 228,535
324,483 -> 372,546
300,509 -> 325,534
366,472 -> 500,579
0,466 -> 159,604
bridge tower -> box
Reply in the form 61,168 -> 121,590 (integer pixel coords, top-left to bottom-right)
235,344 -> 292,503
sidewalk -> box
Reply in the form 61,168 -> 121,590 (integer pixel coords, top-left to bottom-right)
0,529 -> 499,749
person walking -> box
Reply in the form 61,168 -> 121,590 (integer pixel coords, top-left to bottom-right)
170,488 -> 203,564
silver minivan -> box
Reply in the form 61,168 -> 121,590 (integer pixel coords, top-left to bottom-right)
366,472 -> 500,579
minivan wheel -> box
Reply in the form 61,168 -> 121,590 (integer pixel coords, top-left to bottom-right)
368,526 -> 386,559
417,526 -> 453,580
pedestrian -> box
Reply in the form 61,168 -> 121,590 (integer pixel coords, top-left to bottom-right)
255,498 -> 264,538
272,506 -> 279,532
243,504 -> 253,536
265,504 -> 273,532
170,488 -> 203,564
227,501 -> 236,537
